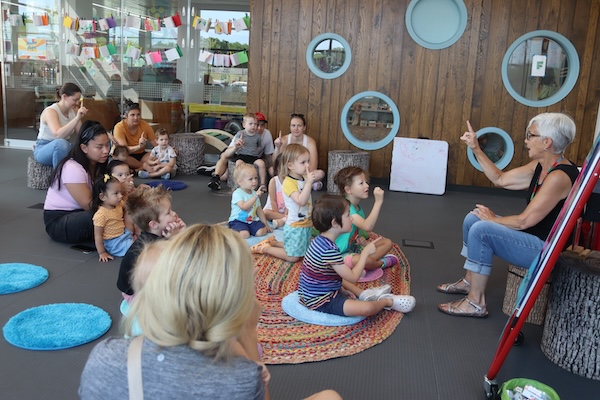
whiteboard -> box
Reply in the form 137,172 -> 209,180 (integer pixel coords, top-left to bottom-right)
389,137 -> 449,195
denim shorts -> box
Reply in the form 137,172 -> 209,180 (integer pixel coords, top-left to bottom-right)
314,293 -> 347,316
229,219 -> 265,236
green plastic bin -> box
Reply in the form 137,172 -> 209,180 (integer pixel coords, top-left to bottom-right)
500,378 -> 559,400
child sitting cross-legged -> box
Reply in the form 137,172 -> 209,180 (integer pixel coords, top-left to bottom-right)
298,195 -> 416,316
228,163 -> 272,239
92,175 -> 135,262
138,128 -> 177,180
334,166 -> 399,270
116,185 -> 186,303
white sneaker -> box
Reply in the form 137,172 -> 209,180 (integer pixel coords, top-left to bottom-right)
359,284 -> 391,301
379,293 -> 416,313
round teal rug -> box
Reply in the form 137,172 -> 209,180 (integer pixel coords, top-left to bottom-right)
0,263 -> 48,295
3,303 -> 112,350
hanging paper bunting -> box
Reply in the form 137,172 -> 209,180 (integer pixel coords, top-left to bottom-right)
163,16 -> 175,29
144,53 -> 153,65
226,20 -> 232,34
172,13 -> 182,27
125,15 -> 141,29
198,18 -> 211,32
32,14 -> 43,27
192,16 -> 200,29
233,18 -> 248,31
150,51 -> 162,63
107,43 -> 117,55
165,45 -> 183,62
41,14 -> 49,26
98,18 -> 109,31
66,42 -> 81,56
106,16 -> 117,28
126,44 -> 141,60
62,15 -> 73,29
198,50 -> 213,64
214,20 -> 225,34
230,51 -> 249,66
144,18 -> 154,31
81,47 -> 97,59
79,20 -> 95,33
98,45 -> 110,58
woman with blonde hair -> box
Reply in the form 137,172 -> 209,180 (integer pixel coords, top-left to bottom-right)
80,224 -> 341,400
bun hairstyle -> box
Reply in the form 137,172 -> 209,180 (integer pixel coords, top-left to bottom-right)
123,98 -> 141,117
56,82 -> 82,100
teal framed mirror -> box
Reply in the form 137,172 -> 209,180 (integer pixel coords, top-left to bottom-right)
405,0 -> 468,50
501,30 -> 580,107
306,33 -> 351,79
341,91 -> 400,150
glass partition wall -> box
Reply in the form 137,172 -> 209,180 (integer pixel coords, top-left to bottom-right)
1,0 -> 249,148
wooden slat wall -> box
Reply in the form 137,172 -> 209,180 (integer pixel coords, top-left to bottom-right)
248,0 -> 600,186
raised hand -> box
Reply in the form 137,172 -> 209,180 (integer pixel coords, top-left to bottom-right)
460,120 -> 479,150
274,130 -> 282,148
373,187 -> 384,202
77,104 -> 89,118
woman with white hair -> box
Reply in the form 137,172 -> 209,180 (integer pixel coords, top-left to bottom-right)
79,224 -> 341,400
437,113 -> 579,318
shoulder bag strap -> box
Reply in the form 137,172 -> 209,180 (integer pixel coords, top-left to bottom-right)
127,335 -> 145,400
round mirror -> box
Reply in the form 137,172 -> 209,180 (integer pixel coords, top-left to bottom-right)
502,30 -> 579,107
306,33 -> 351,79
405,0 -> 468,50
466,127 -> 515,172
341,91 -> 400,150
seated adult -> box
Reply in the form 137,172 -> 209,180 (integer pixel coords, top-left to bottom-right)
112,100 -> 157,171
43,121 -> 110,244
272,113 -> 325,190
79,224 -> 341,400
34,82 -> 88,168
208,112 -> 274,190
437,113 -> 578,318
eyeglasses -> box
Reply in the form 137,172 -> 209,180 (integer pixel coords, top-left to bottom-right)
526,130 -> 542,140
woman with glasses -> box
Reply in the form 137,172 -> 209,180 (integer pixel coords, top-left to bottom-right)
437,113 -> 578,318
34,82 -> 88,168
272,113 -> 325,190
43,121 -> 110,244
112,100 -> 157,171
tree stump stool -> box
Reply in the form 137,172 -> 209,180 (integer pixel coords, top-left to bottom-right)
502,264 -> 551,325
327,150 -> 370,194
27,156 -> 53,190
540,251 -> 600,380
227,160 -> 260,189
169,133 -> 204,175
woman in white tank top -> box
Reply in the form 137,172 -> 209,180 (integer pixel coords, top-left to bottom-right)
272,113 -> 325,189
34,83 -> 88,168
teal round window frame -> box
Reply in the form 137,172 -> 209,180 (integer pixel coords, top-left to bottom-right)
501,30 -> 580,107
306,33 -> 352,79
405,0 -> 468,50
467,127 -> 515,172
340,91 -> 400,151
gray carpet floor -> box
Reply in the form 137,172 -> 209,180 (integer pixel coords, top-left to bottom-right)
0,147 -> 597,399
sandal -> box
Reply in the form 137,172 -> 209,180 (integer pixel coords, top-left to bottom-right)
436,278 -> 470,294
438,297 -> 488,318
250,240 -> 272,254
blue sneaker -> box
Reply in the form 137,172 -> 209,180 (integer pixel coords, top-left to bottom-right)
137,170 -> 149,179
381,254 -> 399,269
160,173 -> 171,180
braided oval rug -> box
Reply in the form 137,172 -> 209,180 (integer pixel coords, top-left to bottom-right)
254,234 -> 411,364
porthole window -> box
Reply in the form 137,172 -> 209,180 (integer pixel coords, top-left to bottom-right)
340,91 -> 400,151
501,30 -> 580,107
306,33 -> 351,79
405,0 -> 468,50
466,127 -> 515,172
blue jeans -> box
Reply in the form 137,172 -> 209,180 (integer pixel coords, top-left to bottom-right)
34,139 -> 71,168
461,213 -> 544,276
